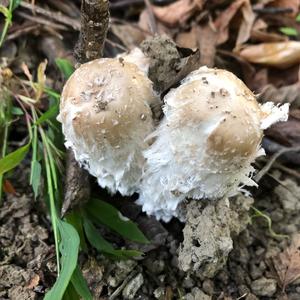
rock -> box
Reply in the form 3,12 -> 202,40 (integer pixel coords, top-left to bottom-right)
178,195 -> 253,278
122,273 -> 144,300
251,277 -> 277,297
107,260 -> 137,287
182,275 -> 195,289
153,287 -> 165,299
8,286 -> 37,300
184,287 -> 211,300
238,284 -> 250,295
250,264 -> 263,280
82,257 -> 105,298
143,258 -> 165,274
202,279 -> 214,295
275,179 -> 300,213
245,294 -> 259,300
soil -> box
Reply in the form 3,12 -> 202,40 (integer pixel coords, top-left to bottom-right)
1,164 -> 300,299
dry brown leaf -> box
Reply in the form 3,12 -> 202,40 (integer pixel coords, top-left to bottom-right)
266,109 -> 300,146
251,29 -> 288,43
214,0 -> 246,45
151,0 -> 204,27
259,82 -> 300,108
3,179 -> 16,195
250,19 -> 287,43
111,24 -> 149,49
176,26 -> 198,49
236,0 -> 256,47
271,234 -> 300,290
238,41 -> 300,68
176,23 -> 217,67
138,9 -> 170,36
198,23 -> 218,66
26,274 -> 40,290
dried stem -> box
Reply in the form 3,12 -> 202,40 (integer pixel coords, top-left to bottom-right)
74,0 -> 110,63
62,0 -> 110,216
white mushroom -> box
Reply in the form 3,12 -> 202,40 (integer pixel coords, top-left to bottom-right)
118,47 -> 150,75
57,58 -> 159,195
137,66 -> 289,221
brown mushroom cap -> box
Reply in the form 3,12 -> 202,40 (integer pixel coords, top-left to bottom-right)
165,67 -> 265,162
59,58 -> 156,147
58,58 -> 158,195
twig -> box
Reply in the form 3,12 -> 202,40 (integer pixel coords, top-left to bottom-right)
273,162 -> 300,181
62,0 -> 110,216
19,2 -> 80,30
109,269 -> 140,300
144,0 -> 158,35
74,0 -> 110,63
110,0 -> 143,9
16,11 -> 68,31
254,145 -> 300,182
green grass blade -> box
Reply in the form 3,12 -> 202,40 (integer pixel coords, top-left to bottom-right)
35,104 -> 59,125
11,106 -> 24,115
65,212 -> 88,252
41,130 -> 58,189
12,0 -> 22,10
83,217 -> 143,259
30,160 -> 41,198
85,199 -> 149,244
55,58 -> 75,80
279,27 -> 298,36
0,143 -> 30,176
44,87 -> 61,100
62,283 -> 81,300
44,220 -> 80,300
71,266 -> 93,300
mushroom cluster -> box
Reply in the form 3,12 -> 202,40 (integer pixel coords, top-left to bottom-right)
58,58 -> 288,221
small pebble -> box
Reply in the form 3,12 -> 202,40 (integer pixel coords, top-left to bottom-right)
251,277 -> 277,297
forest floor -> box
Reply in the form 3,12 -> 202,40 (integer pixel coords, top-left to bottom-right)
1,0 -> 300,299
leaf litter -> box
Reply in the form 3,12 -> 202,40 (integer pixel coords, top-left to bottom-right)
1,0 -> 300,299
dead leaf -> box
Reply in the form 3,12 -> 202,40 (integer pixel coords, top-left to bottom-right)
26,274 -> 40,289
214,0 -> 246,45
176,23 -> 217,67
3,179 -> 16,195
236,0 -> 256,47
151,0 -> 204,27
271,234 -> 300,290
250,19 -> 287,43
258,82 -> 300,108
162,49 -> 201,93
198,23 -> 217,66
265,109 -> 300,146
176,26 -> 198,49
238,41 -> 300,68
138,9 -> 170,36
111,24 -> 149,50
251,29 -> 288,43
36,60 -> 47,102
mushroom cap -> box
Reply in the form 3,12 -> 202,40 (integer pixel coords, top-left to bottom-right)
137,66 -> 289,221
58,58 -> 158,195
166,67 -> 264,160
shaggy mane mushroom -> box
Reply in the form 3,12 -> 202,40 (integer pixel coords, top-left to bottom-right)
58,58 -> 159,196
